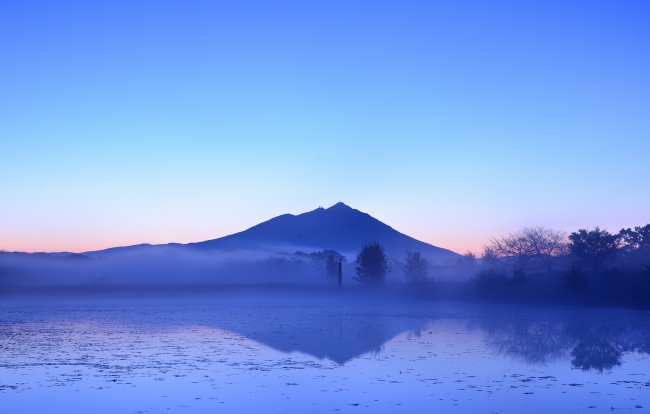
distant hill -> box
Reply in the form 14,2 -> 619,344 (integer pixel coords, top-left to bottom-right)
186,202 -> 458,262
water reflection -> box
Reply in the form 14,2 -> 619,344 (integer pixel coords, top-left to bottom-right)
1,303 -> 649,373
471,308 -> 650,372
191,305 -> 650,372
205,306 -> 650,372
2,303 -> 650,414
209,307 -> 430,364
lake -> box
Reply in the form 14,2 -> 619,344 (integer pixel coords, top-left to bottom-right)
1,296 -> 649,413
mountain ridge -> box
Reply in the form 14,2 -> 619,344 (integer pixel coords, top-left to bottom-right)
4,203 -> 459,263
185,202 -> 457,262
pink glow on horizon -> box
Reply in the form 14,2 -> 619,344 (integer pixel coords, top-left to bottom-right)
0,229 -> 487,256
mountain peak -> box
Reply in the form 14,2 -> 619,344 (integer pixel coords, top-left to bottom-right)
189,202 -> 459,262
327,202 -> 353,211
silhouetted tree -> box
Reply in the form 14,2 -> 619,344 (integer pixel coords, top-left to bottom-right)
511,267 -> 528,285
488,231 -> 534,268
523,227 -> 568,257
563,264 -> 589,293
619,224 -> 650,253
569,227 -> 619,271
472,223 -> 650,304
474,268 -> 512,291
484,227 -> 567,274
458,251 -> 478,266
481,246 -> 500,267
402,251 -> 429,285
355,242 -> 388,285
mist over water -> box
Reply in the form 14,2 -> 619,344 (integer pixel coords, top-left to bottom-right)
1,296 -> 649,413
3,0 -> 649,412
3,211 -> 648,413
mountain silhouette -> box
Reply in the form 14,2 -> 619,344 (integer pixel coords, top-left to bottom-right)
186,202 -> 458,262
0,203 -> 459,287
210,305 -> 431,364
9,202 -> 457,263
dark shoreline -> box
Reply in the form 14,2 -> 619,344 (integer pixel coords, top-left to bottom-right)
1,283 -> 648,310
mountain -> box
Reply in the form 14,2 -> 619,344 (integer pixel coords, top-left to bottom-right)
3,202 -> 458,263
0,203 -> 460,287
186,202 -> 458,262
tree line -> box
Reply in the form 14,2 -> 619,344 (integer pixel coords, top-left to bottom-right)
475,224 -> 650,304
341,223 -> 650,304
339,242 -> 430,287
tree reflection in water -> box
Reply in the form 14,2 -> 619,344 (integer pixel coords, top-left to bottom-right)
473,308 -> 650,372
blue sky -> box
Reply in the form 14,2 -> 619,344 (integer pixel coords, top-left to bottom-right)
1,0 -> 649,253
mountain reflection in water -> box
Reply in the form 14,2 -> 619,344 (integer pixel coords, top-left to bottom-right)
2,302 -> 650,414
215,305 -> 650,372
2,302 -> 647,372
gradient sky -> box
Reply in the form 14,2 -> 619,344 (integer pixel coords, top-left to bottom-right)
1,0 -> 649,254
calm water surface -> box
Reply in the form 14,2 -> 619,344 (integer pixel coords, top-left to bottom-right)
1,299 -> 649,413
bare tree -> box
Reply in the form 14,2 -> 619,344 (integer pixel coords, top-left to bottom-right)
458,251 -> 478,266
481,246 -> 499,266
522,227 -> 568,258
403,251 -> 429,285
485,227 -> 568,271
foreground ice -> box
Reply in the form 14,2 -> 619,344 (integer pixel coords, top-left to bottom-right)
1,298 -> 649,413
